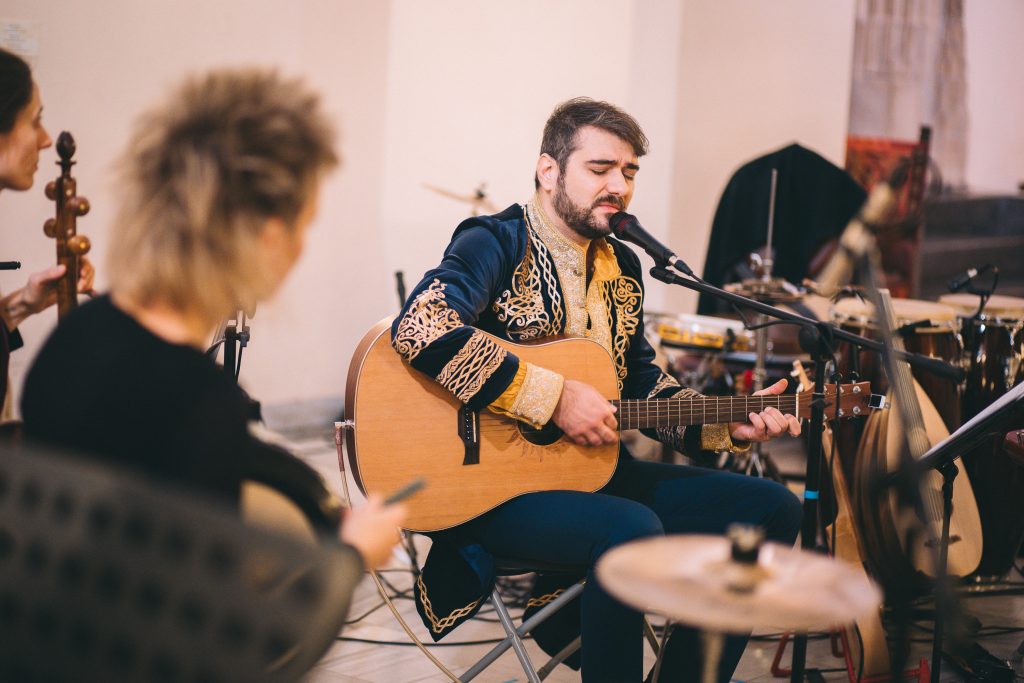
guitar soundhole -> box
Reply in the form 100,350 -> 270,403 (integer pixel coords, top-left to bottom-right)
518,422 -> 564,446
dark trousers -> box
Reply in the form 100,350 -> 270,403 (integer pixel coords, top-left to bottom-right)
466,458 -> 803,682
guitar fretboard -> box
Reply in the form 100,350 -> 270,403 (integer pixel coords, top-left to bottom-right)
610,395 -> 805,430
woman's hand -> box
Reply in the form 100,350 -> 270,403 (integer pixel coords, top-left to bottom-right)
340,494 -> 407,569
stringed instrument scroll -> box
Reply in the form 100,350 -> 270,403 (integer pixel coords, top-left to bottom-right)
43,131 -> 90,319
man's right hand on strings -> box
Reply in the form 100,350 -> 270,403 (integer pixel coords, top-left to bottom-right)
551,378 -> 618,446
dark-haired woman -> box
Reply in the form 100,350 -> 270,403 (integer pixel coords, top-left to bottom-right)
0,48 -> 94,407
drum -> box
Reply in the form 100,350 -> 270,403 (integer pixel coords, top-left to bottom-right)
647,313 -> 802,396
939,294 -> 1024,416
831,297 -> 962,431
939,293 -> 1024,577
647,313 -> 752,397
649,313 -> 754,353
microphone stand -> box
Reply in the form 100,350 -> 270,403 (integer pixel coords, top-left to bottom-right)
207,309 -> 261,421
647,265 -> 961,682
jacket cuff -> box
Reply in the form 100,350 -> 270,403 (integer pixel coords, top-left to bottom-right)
700,423 -> 750,453
487,362 -> 563,429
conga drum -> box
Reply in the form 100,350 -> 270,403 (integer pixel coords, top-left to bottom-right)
829,297 -> 963,493
831,297 -> 962,431
939,293 -> 1024,577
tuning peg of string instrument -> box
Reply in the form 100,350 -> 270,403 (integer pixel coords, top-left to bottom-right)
43,218 -> 57,238
44,181 -> 57,201
69,197 -> 90,217
67,235 -> 91,256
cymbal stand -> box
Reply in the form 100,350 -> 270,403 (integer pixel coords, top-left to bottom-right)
744,169 -> 778,477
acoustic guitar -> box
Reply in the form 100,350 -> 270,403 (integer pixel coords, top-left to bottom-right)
345,319 -> 873,532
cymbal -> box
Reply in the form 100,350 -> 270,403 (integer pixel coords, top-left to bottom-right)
596,535 -> 881,633
724,277 -> 805,304
422,182 -> 499,216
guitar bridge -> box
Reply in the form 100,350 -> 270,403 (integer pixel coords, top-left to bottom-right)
458,405 -> 480,466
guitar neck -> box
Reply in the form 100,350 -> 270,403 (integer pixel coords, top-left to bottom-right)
611,395 -> 802,430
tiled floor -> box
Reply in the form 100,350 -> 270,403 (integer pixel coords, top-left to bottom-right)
269,423 -> 1024,682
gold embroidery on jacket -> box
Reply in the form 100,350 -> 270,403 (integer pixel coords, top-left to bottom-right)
647,371 -> 682,398
654,388 -> 700,452
527,201 -> 584,336
392,279 -> 463,362
436,331 -> 507,403
493,206 -> 562,340
601,276 -> 642,390
416,574 -> 481,634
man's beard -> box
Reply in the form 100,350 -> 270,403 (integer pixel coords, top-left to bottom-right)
552,179 -> 624,240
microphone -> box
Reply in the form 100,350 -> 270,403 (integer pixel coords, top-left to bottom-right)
814,160 -> 910,298
608,212 -> 695,277
947,264 -> 993,293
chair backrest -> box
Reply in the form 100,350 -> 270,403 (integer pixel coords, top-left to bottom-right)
0,443 -> 362,683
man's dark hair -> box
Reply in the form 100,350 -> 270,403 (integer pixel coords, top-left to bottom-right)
0,48 -> 32,134
535,97 -> 648,189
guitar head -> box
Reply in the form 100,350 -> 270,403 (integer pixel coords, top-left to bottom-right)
791,361 -> 876,421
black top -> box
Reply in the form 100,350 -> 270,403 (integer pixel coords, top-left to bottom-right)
22,295 -> 273,505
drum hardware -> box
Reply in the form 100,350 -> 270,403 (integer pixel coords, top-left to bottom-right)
939,292 -> 1024,578
830,294 -> 964,433
646,156 -> 982,681
946,264 -> 998,314
597,526 -> 882,683
422,181 -> 499,216
647,264 -> 922,681
815,162 -> 980,683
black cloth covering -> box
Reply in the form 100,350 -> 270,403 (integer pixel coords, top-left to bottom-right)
698,143 -> 867,315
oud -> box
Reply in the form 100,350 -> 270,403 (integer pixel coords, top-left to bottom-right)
44,132 -> 90,319
346,319 -> 873,532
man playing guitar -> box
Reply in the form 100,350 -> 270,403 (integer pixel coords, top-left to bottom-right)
390,98 -> 802,682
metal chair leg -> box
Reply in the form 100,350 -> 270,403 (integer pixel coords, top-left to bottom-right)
491,588 -> 542,683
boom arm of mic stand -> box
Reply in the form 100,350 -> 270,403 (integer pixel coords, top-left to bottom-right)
648,267 -> 964,383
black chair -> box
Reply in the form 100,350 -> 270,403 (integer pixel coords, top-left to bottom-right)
0,443 -> 363,683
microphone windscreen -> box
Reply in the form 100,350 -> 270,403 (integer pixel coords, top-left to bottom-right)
608,212 -> 632,238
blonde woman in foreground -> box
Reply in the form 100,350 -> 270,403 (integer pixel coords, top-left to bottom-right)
21,68 -> 403,569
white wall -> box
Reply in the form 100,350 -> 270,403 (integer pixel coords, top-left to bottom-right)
667,0 -> 857,313
963,0 -> 1024,194
377,0 -> 684,312
0,0 -> 393,411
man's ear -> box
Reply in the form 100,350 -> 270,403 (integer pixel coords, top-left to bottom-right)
536,153 -> 559,192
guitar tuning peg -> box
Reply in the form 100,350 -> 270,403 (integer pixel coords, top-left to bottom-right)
44,181 -> 58,201
43,218 -> 57,238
